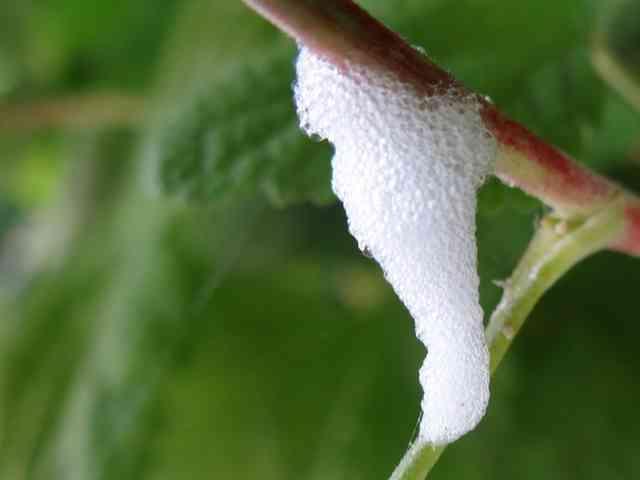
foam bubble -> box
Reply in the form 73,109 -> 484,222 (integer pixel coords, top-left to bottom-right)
295,48 -> 497,444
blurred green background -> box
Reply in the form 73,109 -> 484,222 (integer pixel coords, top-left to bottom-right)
0,1 -> 639,479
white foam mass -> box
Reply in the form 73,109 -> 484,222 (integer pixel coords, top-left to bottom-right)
294,48 -> 498,445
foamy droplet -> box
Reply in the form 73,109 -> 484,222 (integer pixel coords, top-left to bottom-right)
294,48 -> 497,445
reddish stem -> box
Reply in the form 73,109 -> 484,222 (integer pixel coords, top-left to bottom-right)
242,0 -> 640,256
612,203 -> 640,256
244,0 -> 458,95
482,107 -> 617,211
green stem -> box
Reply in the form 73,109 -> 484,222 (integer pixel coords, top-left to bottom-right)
389,443 -> 444,480
390,198 -> 627,480
592,35 -> 640,113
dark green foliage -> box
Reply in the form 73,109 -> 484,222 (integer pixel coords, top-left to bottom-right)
0,1 -> 639,479
606,0 -> 640,78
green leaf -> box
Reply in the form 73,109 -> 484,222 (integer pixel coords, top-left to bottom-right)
149,46 -> 333,206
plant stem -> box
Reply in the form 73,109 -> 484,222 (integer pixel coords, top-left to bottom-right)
389,442 -> 444,480
0,92 -> 144,132
390,198 -> 627,480
242,0 -> 640,254
486,205 -> 625,368
592,35 -> 640,113
243,0 -> 455,91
